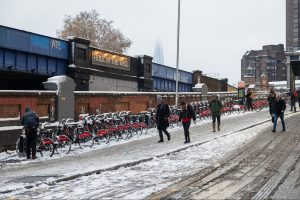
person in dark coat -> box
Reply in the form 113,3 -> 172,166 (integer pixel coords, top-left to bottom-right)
209,95 -> 223,132
272,95 -> 286,133
267,88 -> 276,122
156,95 -> 171,143
297,87 -> 300,108
21,107 -> 39,159
290,89 -> 297,112
179,101 -> 196,143
245,88 -> 254,111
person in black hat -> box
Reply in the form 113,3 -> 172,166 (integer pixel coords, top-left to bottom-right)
21,107 -> 39,159
156,95 -> 171,142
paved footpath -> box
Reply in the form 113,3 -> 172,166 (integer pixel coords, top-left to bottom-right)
0,110 -> 281,193
148,111 -> 300,200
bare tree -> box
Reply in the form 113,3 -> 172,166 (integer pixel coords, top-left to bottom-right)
57,10 -> 132,53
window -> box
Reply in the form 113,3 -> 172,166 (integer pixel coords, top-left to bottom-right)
293,29 -> 298,34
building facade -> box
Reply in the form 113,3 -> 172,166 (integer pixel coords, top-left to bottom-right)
241,44 -> 287,84
68,37 -> 153,92
286,0 -> 300,90
152,63 -> 193,92
0,25 -> 230,92
286,0 -> 300,51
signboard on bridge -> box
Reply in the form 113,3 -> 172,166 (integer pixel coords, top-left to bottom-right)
92,49 -> 130,71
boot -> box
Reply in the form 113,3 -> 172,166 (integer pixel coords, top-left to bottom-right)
217,123 -> 220,131
167,133 -> 171,141
212,123 -> 216,132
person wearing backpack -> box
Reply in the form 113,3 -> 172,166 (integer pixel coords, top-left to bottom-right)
209,95 -> 223,132
21,107 -> 39,159
179,101 -> 196,143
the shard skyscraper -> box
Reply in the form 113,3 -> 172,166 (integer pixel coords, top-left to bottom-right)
153,40 -> 165,65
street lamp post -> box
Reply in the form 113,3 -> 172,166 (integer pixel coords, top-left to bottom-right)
175,0 -> 181,108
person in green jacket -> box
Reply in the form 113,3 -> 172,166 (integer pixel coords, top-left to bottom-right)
209,95 -> 223,132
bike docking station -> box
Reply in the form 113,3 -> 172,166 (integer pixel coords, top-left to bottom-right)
43,75 -> 76,121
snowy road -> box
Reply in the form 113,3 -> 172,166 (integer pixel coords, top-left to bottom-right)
1,110 -> 299,199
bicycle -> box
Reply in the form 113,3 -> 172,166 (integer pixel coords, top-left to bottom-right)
52,119 -> 73,154
16,123 -> 55,158
16,127 -> 26,157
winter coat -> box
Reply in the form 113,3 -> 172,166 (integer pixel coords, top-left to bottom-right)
297,89 -> 300,99
268,92 -> 276,114
209,99 -> 223,117
156,103 -> 170,130
246,92 -> 254,102
21,108 -> 39,129
273,99 -> 286,115
291,91 -> 298,101
179,104 -> 196,123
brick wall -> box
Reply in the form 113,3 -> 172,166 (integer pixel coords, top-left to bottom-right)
74,92 -> 203,120
201,76 -> 227,92
0,104 -> 20,118
0,91 -> 212,124
0,91 -> 56,126
74,94 -> 157,119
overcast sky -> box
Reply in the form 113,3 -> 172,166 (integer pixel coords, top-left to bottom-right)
0,0 -> 285,86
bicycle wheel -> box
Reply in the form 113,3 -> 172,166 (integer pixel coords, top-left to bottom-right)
16,138 -> 26,157
78,137 -> 94,148
39,143 -> 55,157
55,137 -> 72,155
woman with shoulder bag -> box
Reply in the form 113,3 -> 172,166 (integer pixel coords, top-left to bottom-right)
179,101 -> 196,143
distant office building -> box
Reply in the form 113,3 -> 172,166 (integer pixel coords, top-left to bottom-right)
241,44 -> 287,84
153,41 -> 164,65
286,0 -> 300,51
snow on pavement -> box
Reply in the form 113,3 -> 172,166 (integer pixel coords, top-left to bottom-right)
0,110 -> 260,166
1,118 -> 272,199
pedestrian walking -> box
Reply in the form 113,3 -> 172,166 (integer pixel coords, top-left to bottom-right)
245,88 -> 254,111
179,101 -> 196,143
267,88 -> 276,122
156,95 -> 171,143
272,95 -> 286,133
209,95 -> 223,132
297,87 -> 300,108
21,107 -> 39,159
290,89 -> 297,112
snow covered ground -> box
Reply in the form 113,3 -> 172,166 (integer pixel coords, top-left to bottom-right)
3,122 -> 272,199
1,109 -> 295,199
0,110 -> 259,166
